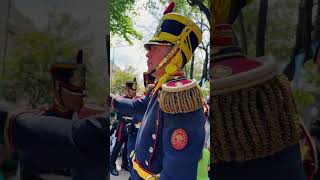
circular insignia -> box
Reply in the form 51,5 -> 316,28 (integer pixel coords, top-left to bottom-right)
212,65 -> 233,78
171,128 -> 188,150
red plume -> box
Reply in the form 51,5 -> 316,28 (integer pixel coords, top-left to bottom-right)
163,2 -> 175,15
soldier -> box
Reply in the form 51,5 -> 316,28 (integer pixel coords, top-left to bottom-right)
0,50 -> 108,180
110,79 -> 137,176
16,50 -> 86,180
111,3 -> 206,179
112,72 -> 155,180
211,1 -> 307,180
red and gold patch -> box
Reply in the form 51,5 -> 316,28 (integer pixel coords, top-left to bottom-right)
171,128 -> 188,150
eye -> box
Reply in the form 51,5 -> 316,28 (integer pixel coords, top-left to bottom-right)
151,46 -> 157,52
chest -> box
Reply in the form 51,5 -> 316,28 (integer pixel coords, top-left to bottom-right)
134,95 -> 163,170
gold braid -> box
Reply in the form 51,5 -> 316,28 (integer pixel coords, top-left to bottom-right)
159,85 -> 203,114
263,83 -> 283,152
212,96 -> 229,162
211,75 -> 299,162
249,87 -> 268,156
232,91 -> 249,160
240,89 -> 259,159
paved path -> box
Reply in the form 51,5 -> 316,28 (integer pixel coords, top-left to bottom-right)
110,158 -> 130,180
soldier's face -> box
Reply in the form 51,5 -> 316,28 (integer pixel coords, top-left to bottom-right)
146,45 -> 172,79
60,88 -> 84,112
125,88 -> 136,98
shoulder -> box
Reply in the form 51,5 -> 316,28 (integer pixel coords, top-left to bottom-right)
159,78 -> 204,114
212,56 -> 282,95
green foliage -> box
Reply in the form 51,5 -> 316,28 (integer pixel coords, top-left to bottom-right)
234,0 -> 298,62
201,80 -> 210,99
110,0 -> 142,44
2,32 -> 79,107
146,0 -> 208,19
184,58 -> 203,80
303,61 -> 320,91
291,61 -> 320,113
292,90 -> 315,113
1,12 -> 92,107
86,62 -> 109,106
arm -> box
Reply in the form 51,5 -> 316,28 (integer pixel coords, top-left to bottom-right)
112,95 -> 150,115
159,108 -> 206,180
6,113 -> 108,168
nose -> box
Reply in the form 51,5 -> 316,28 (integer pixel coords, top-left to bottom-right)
146,50 -> 151,58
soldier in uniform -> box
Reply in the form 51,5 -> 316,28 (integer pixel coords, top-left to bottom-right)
0,50 -> 108,180
17,50 -> 86,180
111,3 -> 206,179
210,1 -> 307,179
110,79 -> 137,176
111,72 -> 155,180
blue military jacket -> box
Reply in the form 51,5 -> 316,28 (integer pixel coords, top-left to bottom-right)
8,111 -> 108,168
113,90 -> 206,180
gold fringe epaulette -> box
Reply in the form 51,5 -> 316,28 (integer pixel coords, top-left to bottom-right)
211,57 -> 300,162
159,79 -> 203,114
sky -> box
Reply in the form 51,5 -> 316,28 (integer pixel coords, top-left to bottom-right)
110,0 -> 160,80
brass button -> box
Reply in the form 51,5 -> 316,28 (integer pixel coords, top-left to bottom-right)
152,133 -> 156,140
149,147 -> 154,153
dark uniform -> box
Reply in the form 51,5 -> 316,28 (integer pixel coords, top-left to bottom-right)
110,80 -> 138,176
211,1 -> 307,180
1,50 -> 108,180
112,4 -> 206,179
127,72 -> 155,179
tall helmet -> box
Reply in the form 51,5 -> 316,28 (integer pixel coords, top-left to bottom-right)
50,49 -> 86,97
144,2 -> 202,90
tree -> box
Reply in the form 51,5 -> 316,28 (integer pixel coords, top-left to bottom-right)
110,0 -> 142,44
234,0 -> 299,61
0,12 -> 92,107
283,0 -> 313,81
236,12 -> 248,54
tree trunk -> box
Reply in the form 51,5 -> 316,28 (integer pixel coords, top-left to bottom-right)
314,0 -> 320,41
190,55 -> 195,79
238,11 -> 248,55
256,0 -> 268,57
200,44 -> 209,87
304,0 -> 313,59
283,0 -> 313,81
187,0 -> 210,22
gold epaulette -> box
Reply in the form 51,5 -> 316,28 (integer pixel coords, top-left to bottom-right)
211,57 -> 300,162
159,79 -> 203,114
